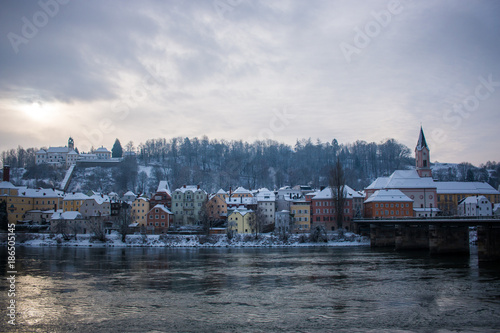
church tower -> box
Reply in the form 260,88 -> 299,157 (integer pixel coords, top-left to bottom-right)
68,137 -> 74,150
415,127 -> 432,178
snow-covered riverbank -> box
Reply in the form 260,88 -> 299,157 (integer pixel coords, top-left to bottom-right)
3,232 -> 370,248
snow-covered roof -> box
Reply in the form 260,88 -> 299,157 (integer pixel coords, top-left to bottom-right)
134,196 -> 149,203
366,170 -> 436,190
435,182 -> 500,195
47,147 -> 70,153
0,181 -> 16,189
68,150 -> 79,155
175,185 -> 205,194
364,189 -> 413,203
233,186 -> 252,194
64,192 -> 89,201
95,147 -> 110,153
51,211 -> 83,220
458,195 -> 490,205
87,194 -> 110,205
19,188 -> 64,198
150,204 -> 172,214
312,185 -> 363,200
157,180 -> 171,194
256,188 -> 275,201
36,149 -> 46,154
229,207 -> 254,217
216,189 -> 227,194
124,190 -> 136,197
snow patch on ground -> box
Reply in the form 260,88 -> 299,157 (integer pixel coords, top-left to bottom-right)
5,232 -> 370,248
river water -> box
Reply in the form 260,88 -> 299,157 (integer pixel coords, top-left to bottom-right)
1,246 -> 500,332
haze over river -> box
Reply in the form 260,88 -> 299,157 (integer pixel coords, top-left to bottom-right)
1,246 -> 500,332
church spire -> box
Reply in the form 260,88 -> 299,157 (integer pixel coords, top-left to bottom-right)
416,126 -> 428,150
415,127 -> 432,178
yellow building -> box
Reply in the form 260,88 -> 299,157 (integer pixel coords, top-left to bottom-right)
231,187 -> 253,198
290,200 -> 311,233
63,192 -> 89,212
227,208 -> 255,234
436,182 -> 500,215
0,182 -> 63,224
131,197 -> 150,227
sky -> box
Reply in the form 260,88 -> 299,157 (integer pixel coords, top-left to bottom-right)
1,0 -> 499,165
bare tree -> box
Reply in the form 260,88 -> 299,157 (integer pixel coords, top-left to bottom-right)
116,204 -> 132,242
249,209 -> 266,239
53,219 -> 71,241
89,217 -> 107,242
199,199 -> 213,235
329,159 -> 346,233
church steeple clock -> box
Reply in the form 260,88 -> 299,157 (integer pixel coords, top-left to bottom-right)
415,127 -> 432,178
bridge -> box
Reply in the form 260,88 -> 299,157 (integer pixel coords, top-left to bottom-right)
353,217 -> 500,262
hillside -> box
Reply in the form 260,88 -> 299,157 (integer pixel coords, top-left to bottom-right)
2,137 -> 499,194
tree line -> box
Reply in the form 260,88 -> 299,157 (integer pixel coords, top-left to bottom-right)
2,137 -> 499,193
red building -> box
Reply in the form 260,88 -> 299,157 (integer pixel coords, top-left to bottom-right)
364,189 -> 413,218
146,204 -> 173,234
310,186 -> 364,231
149,189 -> 172,209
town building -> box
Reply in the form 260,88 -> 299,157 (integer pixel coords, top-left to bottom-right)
63,192 -> 89,212
80,195 -> 111,218
457,195 -> 493,217
35,137 -> 79,168
290,200 -> 311,233
365,170 -> 438,217
255,188 -> 276,226
435,182 -> 500,215
0,184 -> 64,224
227,207 -> 256,234
364,189 -> 414,218
50,211 -> 91,234
131,196 -> 149,227
122,191 -> 137,203
275,186 -> 304,212
145,204 -> 173,234
275,210 -> 292,235
310,185 -> 364,231
171,185 -> 208,225
207,193 -> 228,222
149,181 -> 172,209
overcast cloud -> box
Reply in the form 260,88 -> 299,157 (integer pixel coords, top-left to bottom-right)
1,0 -> 499,165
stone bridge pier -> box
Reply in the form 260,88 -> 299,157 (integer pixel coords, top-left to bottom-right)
477,225 -> 500,262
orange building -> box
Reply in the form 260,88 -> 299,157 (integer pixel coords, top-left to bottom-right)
364,189 -> 413,218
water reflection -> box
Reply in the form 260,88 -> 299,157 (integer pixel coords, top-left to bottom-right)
1,246 -> 499,332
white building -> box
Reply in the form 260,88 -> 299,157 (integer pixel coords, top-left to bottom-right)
457,195 -> 493,217
494,204 -> 500,217
81,194 -> 111,218
255,188 -> 276,226
275,210 -> 292,235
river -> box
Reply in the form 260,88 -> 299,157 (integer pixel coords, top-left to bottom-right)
1,246 -> 500,332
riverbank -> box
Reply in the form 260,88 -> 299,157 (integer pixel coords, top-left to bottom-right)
3,231 -> 370,248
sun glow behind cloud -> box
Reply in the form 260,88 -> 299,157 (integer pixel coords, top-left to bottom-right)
0,0 -> 499,165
